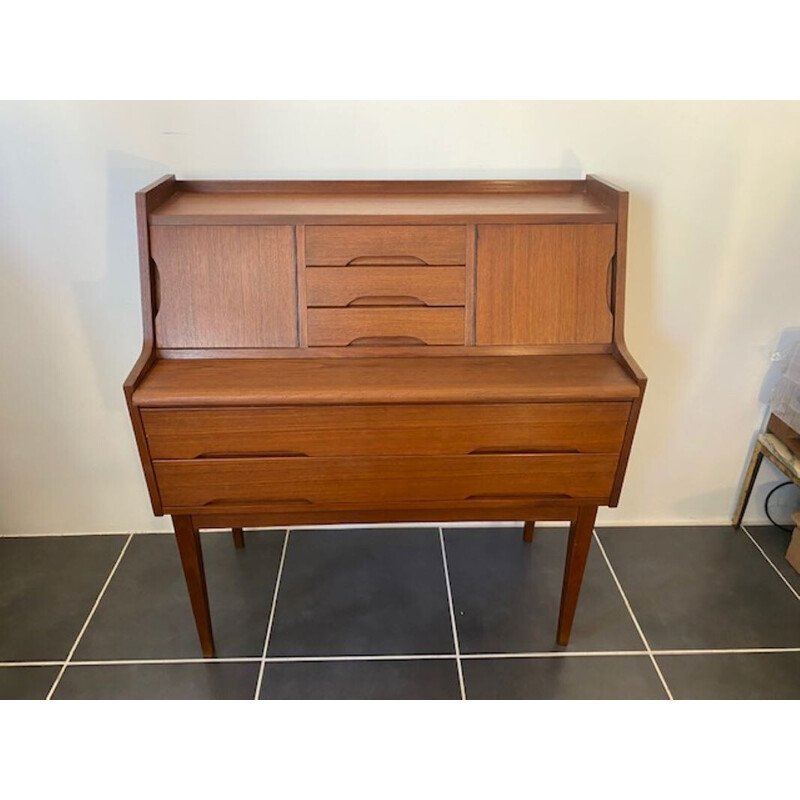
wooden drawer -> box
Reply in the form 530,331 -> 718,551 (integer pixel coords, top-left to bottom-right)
154,453 -> 619,511
141,403 -> 630,459
306,266 -> 465,308
305,226 -> 466,266
307,307 -> 465,346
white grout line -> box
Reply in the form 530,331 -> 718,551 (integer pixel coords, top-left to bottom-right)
593,530 -> 674,700
740,524 -> 800,602
69,657 -> 263,666
253,528 -> 291,700
459,650 -> 648,659
5,646 -> 800,670
264,654 -> 457,663
0,530 -> 171,538
653,646 -> 800,656
438,527 -> 466,700
0,528 -> 289,539
44,533 -> 134,700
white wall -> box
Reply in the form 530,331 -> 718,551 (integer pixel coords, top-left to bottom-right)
1,101 -> 798,534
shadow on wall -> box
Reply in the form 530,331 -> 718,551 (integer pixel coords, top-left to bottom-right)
622,186 -> 679,460
71,151 -> 169,412
52,152 -> 171,528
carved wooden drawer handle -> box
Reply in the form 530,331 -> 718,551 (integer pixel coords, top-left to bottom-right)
347,336 -> 428,347
151,259 -> 161,315
201,498 -> 314,507
346,255 -> 429,266
346,295 -> 427,307
195,451 -> 309,459
468,447 -> 580,455
465,493 -> 573,501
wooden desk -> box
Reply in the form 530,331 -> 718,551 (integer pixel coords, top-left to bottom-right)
124,177 -> 646,657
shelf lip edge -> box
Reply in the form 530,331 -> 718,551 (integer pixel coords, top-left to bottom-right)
150,212 -> 618,226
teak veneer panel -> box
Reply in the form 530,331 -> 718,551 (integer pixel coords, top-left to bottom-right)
150,225 -> 297,348
306,266 -> 466,307
141,402 -> 630,459
476,224 -> 616,345
133,354 -> 639,407
154,453 -> 620,511
307,307 -> 466,346
151,190 -> 617,225
305,225 -> 466,265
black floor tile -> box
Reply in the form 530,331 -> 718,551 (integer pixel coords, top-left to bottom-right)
0,536 -> 127,661
463,655 -> 667,699
444,526 -> 643,654
0,666 -> 61,700
657,652 -> 800,699
74,530 -> 285,660
744,524 -> 800,595
53,662 -> 260,699
597,526 -> 800,650
261,659 -> 461,699
267,528 -> 453,657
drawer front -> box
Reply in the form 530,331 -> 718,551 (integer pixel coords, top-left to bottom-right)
307,307 -> 465,346
306,266 -> 465,308
305,225 -> 467,266
141,403 -> 630,459
155,453 -> 619,511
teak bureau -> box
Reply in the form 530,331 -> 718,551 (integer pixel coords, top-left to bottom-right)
124,176 -> 646,657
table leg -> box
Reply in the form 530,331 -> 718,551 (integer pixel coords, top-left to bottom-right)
172,515 -> 215,658
523,520 -> 536,543
557,505 -> 598,646
732,442 -> 764,528
232,527 -> 245,549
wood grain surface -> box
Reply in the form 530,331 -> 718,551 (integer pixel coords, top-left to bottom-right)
133,354 -> 640,407
306,266 -> 465,307
305,225 -> 466,265
141,402 -> 630,459
150,225 -> 297,348
476,224 -> 616,345
155,453 -> 619,511
307,307 -> 466,346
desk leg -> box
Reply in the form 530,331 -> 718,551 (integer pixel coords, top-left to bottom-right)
732,443 -> 764,528
172,515 -> 216,658
557,506 -> 598,646
523,521 -> 536,543
232,527 -> 245,549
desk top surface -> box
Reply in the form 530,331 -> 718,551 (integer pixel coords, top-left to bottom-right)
133,354 -> 639,407
150,183 -> 617,225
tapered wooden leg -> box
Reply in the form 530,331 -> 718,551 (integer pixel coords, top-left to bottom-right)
732,442 -> 764,528
172,515 -> 215,658
523,520 -> 536,543
557,506 -> 598,646
232,527 -> 245,549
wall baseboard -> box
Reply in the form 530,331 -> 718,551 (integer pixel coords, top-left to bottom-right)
0,518 -> 788,537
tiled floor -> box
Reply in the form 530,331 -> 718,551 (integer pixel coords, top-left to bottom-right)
1,523 -> 798,699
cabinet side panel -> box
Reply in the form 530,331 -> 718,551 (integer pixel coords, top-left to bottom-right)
476,224 -> 616,345
151,225 -> 298,348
